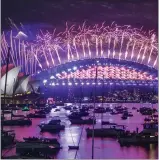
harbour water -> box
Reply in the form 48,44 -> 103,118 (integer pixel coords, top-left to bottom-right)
2,103 -> 158,159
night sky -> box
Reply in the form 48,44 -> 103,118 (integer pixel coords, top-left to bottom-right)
1,0 -> 158,32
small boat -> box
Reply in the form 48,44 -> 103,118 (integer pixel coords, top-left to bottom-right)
73,106 -> 78,110
23,137 -> 61,148
48,119 -> 61,125
68,146 -> 79,150
86,124 -> 126,138
16,142 -> 61,155
12,114 -> 25,117
39,118 -> 64,132
35,109 -> 50,114
80,107 -> 89,112
78,111 -> 89,116
2,130 -> 15,149
2,118 -> 32,126
27,113 -> 46,118
38,124 -> 65,132
94,107 -> 106,113
102,121 -> 117,125
88,105 -> 94,109
68,112 -> 83,119
152,108 -> 157,113
2,110 -> 12,114
121,115 -> 128,120
64,106 -> 72,110
70,117 -> 96,125
105,107 -> 113,112
153,115 -> 158,118
54,109 -> 60,112
110,111 -> 118,115
2,154 -> 52,159
127,113 -> 133,117
144,117 -> 151,122
31,106 -> 39,109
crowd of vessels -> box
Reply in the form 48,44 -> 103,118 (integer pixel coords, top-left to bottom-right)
1,101 -> 158,159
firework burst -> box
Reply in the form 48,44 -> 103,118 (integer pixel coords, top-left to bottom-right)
1,22 -> 158,75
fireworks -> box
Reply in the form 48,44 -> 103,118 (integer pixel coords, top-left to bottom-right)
1,22 -> 158,75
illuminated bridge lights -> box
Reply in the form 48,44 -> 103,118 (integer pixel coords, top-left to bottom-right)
54,66 -> 155,80
43,80 -> 157,87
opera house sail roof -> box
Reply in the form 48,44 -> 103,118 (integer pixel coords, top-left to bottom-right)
0,65 -> 37,96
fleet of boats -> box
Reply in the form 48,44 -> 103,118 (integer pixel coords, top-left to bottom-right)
1,101 -> 158,159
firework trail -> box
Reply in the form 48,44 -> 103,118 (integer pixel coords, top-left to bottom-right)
1,22 -> 158,75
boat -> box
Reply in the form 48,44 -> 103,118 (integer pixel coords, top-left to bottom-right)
105,107 -> 113,112
64,106 -> 72,110
68,146 -> 79,150
73,106 -> 78,110
70,117 -> 96,125
43,116 -> 63,125
94,107 -> 106,113
127,113 -> 133,117
48,118 -> 61,125
54,108 -> 60,112
38,124 -> 65,132
118,122 -> 158,146
153,114 -> 158,118
110,111 -> 119,115
27,113 -> 46,118
35,110 -> 49,114
68,112 -> 85,119
123,111 -> 133,117
144,117 -> 151,122
2,118 -> 32,126
80,107 -> 89,112
121,115 -> 128,120
39,118 -> 64,132
86,124 -> 126,137
43,107 -> 52,113
88,105 -> 94,109
23,137 -> 61,148
78,111 -> 89,116
2,154 -> 52,159
31,105 -> 39,109
11,113 -> 25,117
16,142 -> 60,155
1,130 -> 15,149
101,121 -> 117,125
2,110 -> 12,114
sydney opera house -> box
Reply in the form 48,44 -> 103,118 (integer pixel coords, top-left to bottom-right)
1,64 -> 40,104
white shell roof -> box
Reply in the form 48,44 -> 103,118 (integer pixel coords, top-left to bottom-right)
1,66 -> 21,96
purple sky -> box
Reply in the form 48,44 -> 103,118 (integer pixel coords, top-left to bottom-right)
2,0 -> 158,32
